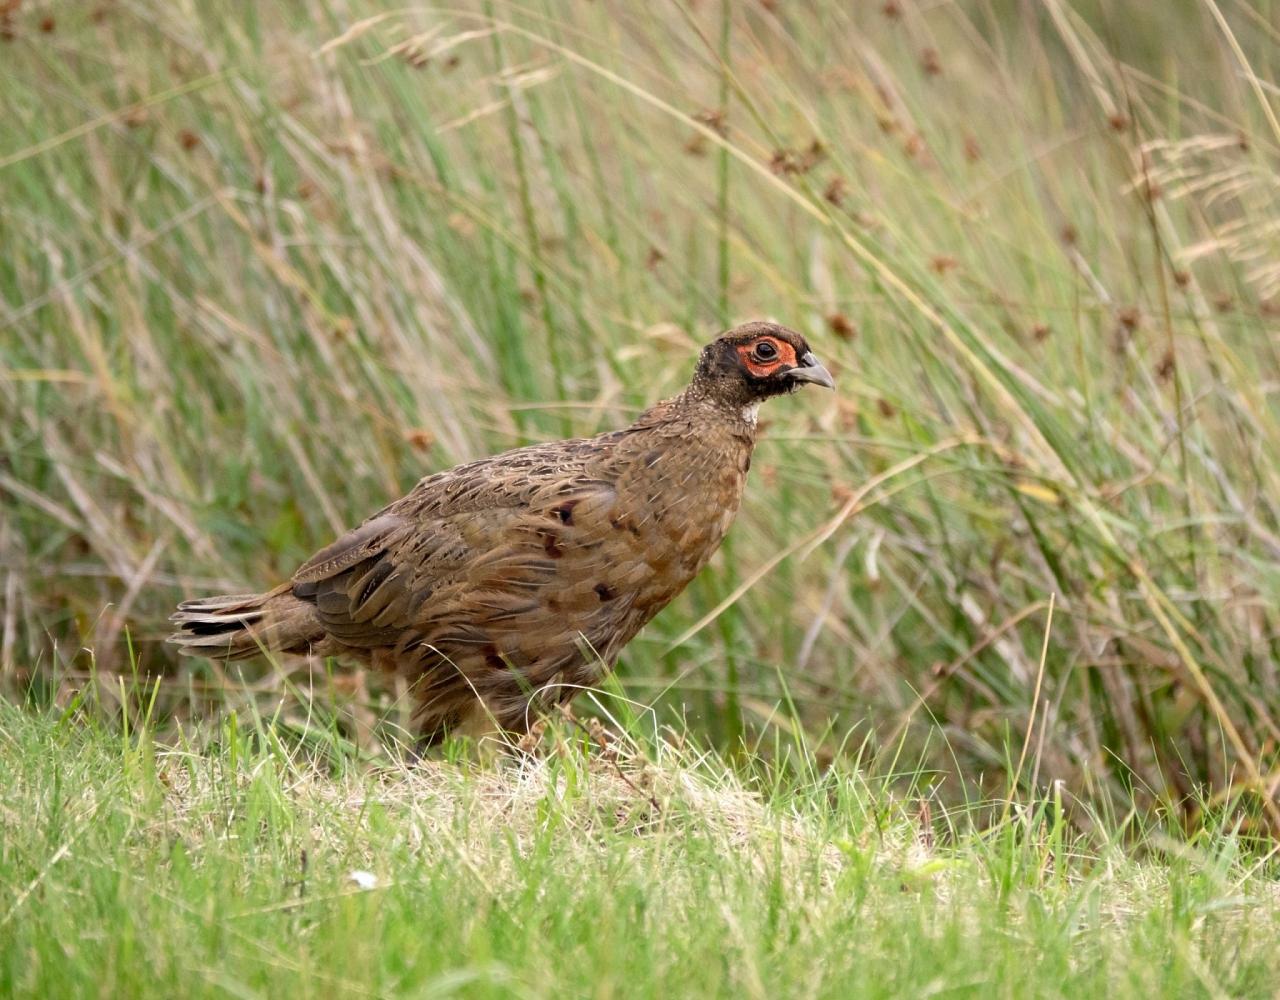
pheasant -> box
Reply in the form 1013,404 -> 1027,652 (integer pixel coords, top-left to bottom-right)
169,321 -> 833,742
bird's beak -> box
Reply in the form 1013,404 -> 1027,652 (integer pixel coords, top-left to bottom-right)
785,352 -> 835,389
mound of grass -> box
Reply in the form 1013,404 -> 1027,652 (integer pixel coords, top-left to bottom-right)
4,703 -> 1280,998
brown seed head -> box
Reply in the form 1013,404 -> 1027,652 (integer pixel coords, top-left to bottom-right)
800,139 -> 826,172
404,428 -> 436,453
694,107 -> 728,137
876,114 -> 900,136
770,149 -> 799,175
827,313 -> 856,340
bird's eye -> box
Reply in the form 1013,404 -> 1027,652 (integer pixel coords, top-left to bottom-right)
752,340 -> 779,362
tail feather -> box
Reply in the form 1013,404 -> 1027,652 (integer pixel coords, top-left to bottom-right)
168,587 -> 323,660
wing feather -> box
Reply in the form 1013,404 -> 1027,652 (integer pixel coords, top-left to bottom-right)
286,447 -> 623,653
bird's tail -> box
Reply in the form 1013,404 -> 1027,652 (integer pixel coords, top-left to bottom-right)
168,585 -> 323,661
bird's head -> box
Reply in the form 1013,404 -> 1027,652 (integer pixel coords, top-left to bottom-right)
691,321 -> 835,410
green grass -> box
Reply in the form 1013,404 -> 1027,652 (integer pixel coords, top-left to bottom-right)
4,701 -> 1280,999
4,0 -> 1280,991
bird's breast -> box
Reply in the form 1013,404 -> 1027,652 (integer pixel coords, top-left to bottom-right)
610,425 -> 754,588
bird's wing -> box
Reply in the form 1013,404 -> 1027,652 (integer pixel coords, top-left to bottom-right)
288,442 -> 624,650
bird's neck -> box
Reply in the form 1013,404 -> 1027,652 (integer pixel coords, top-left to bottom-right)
639,384 -> 762,438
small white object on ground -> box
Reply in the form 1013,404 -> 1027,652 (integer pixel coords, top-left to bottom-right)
348,870 -> 378,890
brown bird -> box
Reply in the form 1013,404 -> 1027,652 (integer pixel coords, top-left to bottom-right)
169,322 -> 833,742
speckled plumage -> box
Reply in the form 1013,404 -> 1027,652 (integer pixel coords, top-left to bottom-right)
169,321 -> 833,741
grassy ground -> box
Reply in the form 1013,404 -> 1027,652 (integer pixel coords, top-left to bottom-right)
4,0 -> 1280,993
4,701 -> 1280,999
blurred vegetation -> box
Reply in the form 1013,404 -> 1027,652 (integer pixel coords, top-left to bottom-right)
2,0 -> 1280,831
